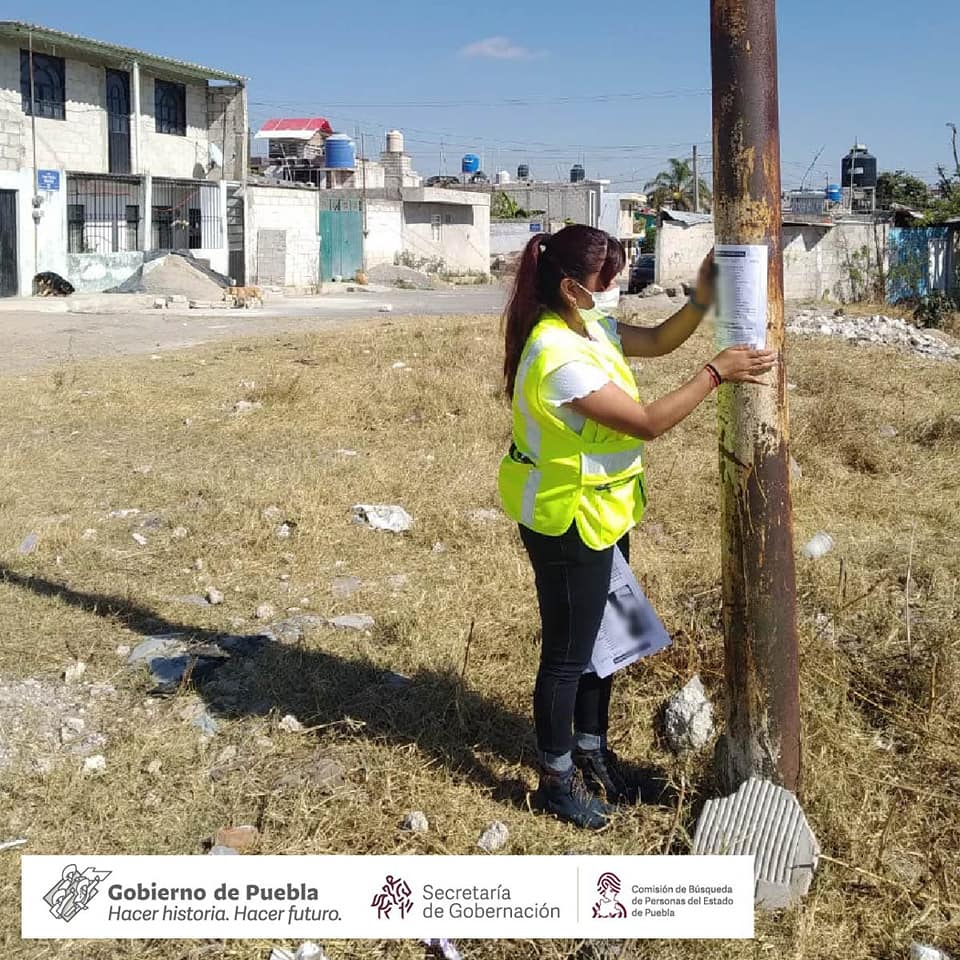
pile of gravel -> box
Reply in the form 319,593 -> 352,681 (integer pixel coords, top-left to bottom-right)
110,253 -> 230,300
788,310 -> 959,362
366,264 -> 436,290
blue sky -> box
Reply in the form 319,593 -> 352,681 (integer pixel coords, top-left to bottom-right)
8,0 -> 959,190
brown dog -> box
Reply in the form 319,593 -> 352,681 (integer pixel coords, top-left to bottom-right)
225,285 -> 264,308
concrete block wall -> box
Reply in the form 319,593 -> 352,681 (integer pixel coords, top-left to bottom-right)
246,184 -> 320,288
137,73 -> 212,178
205,83 -> 244,181
402,200 -> 489,273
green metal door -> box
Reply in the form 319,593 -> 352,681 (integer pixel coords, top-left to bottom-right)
320,200 -> 363,281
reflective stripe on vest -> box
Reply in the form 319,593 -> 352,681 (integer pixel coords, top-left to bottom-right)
498,311 -> 647,550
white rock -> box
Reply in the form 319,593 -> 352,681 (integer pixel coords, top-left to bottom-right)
115,644 -> 130,657
878,424 -> 898,438
432,542 -> 447,554
402,811 -> 429,833
206,588 -> 225,606
83,755 -> 106,774
277,523 -> 294,539
81,528 -> 97,541
132,532 -> 148,546
279,714 -> 304,733
295,942 -> 326,960
262,505 -> 283,522
391,361 -> 408,369
108,508 -> 140,519
171,526 -> 189,539
233,400 -> 263,415
328,614 -> 375,631
147,759 -> 162,775
910,945 -> 952,960
662,675 -> 715,752
193,558 -> 204,571
478,821 -> 509,853
352,504 -> 413,533
801,532 -> 834,560
255,603 -> 276,620
63,661 -> 86,684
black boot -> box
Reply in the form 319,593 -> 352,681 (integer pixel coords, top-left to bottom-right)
573,746 -> 640,805
532,765 -> 612,829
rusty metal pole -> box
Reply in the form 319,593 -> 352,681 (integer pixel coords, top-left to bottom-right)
710,0 -> 800,792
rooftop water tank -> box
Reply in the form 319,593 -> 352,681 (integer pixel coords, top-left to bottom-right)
517,164 -> 530,180
826,183 -> 842,203
495,170 -> 511,185
461,154 -> 481,174
841,145 -> 877,189
324,134 -> 356,170
570,163 -> 585,183
386,129 -> 404,154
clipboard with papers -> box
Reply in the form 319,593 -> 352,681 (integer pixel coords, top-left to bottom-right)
586,546 -> 671,678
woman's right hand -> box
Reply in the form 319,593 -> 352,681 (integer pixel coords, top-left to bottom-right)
710,346 -> 778,384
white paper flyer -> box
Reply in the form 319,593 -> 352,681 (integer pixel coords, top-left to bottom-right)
714,243 -> 769,350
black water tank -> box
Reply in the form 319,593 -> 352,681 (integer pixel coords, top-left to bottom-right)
841,146 -> 877,189
517,163 -> 530,180
570,163 -> 585,183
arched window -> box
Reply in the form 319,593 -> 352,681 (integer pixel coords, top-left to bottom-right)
155,80 -> 186,136
20,50 -> 65,120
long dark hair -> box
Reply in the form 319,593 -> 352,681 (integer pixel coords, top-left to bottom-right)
502,224 -> 625,399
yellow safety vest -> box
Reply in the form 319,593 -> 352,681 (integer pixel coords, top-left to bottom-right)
498,310 -> 647,550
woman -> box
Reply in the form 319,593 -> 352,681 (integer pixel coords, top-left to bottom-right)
498,225 -> 776,829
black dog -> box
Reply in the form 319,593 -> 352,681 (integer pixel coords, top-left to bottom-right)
32,272 -> 75,297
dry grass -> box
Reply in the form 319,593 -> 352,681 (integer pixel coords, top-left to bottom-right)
1,314 -> 959,960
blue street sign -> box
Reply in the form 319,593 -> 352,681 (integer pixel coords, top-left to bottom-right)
529,222 -> 542,232
37,169 -> 60,191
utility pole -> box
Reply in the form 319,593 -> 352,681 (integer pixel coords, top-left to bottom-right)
710,0 -> 800,792
692,144 -> 701,213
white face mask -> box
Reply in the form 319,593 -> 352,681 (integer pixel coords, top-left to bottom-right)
575,281 -> 620,316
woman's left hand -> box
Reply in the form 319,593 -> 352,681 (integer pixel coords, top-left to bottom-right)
693,249 -> 715,309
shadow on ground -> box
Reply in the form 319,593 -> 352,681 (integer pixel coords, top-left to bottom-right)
0,564 -> 677,811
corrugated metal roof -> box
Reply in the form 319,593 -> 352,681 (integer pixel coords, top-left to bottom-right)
0,21 -> 245,82
661,208 -> 714,225
254,118 -> 333,141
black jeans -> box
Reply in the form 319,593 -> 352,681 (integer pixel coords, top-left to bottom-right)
519,522 -> 630,757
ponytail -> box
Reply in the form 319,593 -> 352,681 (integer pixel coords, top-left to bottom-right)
501,224 -> 623,400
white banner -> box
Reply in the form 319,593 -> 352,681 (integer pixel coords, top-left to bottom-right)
22,855 -> 754,940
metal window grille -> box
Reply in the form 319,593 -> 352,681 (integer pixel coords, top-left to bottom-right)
151,179 -> 222,250
20,50 -> 66,120
154,80 -> 186,136
66,175 -> 142,253
431,213 -> 442,242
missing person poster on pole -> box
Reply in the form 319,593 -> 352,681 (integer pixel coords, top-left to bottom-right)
714,244 -> 769,350
587,547 -> 671,678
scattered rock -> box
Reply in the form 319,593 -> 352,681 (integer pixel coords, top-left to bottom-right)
385,574 -> 409,591
477,821 -> 509,853
81,528 -> 97,541
640,284 -> 665,298
208,845 -> 239,856
132,532 -> 148,546
108,508 -> 140,519
171,526 -> 189,539
662,675 -> 715,752
206,588 -> 225,606
336,448 -> 359,457
279,714 -> 304,733
789,457 -> 802,483
788,310 -> 960,362
331,576 -> 362,599
193,709 -> 219,738
367,263 -> 436,290
269,614 -> 326,645
878,424 -> 898,438
262,505 -> 283,522
402,811 -> 429,833
233,400 -> 263,415
83,754 -> 106,774
352,504 -> 413,533
63,662 -> 86,684
255,603 -> 276,620
801,532 -> 834,560
216,745 -> 238,765
382,671 -> 412,687
193,558 -> 204,571
432,542 -> 447,554
115,644 -> 130,657
391,361 -> 408,369
18,533 -> 38,555
277,523 -> 295,539
215,825 -> 259,852
910,945 -> 951,960
146,759 -> 162,775
179,594 -> 210,607
328,614 -> 374,632
299,755 -> 346,794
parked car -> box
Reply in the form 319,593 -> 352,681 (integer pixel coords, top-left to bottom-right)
628,254 -> 655,294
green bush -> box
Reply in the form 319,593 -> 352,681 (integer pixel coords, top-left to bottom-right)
913,290 -> 957,329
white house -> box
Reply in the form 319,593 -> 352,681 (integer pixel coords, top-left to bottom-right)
0,21 -> 247,295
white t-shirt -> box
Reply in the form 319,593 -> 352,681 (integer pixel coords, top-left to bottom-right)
541,315 -> 623,434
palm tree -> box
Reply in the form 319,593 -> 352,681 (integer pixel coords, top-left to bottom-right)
644,158 -> 712,212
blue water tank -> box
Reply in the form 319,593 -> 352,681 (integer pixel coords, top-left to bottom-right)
570,163 -> 586,183
461,154 -> 480,174
324,134 -> 356,169
826,183 -> 842,203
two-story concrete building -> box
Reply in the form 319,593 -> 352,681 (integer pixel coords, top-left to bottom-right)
0,21 -> 246,296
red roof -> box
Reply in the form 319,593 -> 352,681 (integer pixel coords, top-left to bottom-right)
257,117 -> 333,136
